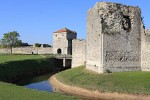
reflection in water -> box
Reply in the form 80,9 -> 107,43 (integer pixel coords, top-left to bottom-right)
25,80 -> 53,92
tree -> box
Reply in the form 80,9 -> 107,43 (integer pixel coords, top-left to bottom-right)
34,43 -> 41,47
21,42 -> 30,47
43,44 -> 51,47
1,31 -> 21,54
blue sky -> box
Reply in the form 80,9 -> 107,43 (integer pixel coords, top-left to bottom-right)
0,0 -> 150,45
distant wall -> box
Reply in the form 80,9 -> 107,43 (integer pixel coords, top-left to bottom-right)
0,47 -> 53,54
71,39 -> 86,68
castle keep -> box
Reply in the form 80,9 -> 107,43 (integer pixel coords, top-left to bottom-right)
85,2 -> 144,73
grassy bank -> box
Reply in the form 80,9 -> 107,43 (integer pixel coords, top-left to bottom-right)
0,82 -> 80,100
0,54 -> 80,100
56,66 -> 150,95
0,55 -> 57,82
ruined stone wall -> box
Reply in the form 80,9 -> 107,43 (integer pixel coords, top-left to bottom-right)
71,39 -> 86,68
86,4 -> 103,73
141,29 -> 150,71
86,2 -> 143,73
0,47 -> 53,54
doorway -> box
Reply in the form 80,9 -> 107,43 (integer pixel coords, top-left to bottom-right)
57,48 -> 62,54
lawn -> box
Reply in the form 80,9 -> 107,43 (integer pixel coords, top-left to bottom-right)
0,54 -> 80,100
0,54 -> 43,63
0,82 -> 80,100
56,66 -> 150,95
0,54 -> 56,82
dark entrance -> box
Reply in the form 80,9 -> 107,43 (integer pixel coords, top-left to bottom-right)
57,48 -> 62,54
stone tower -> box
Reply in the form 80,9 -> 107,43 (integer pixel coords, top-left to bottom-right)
86,2 -> 144,73
53,28 -> 77,55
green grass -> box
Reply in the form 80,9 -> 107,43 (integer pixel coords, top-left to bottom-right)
56,66 -> 150,95
0,54 -> 81,100
0,82 -> 80,100
0,54 -> 43,63
0,55 -> 56,82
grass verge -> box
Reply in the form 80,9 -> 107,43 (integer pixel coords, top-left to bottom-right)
56,66 -> 150,95
0,82 -> 80,100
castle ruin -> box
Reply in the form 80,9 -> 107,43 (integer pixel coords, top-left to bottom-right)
1,2 -> 150,73
85,2 -> 144,73
72,2 -> 150,73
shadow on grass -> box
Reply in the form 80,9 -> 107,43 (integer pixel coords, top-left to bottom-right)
0,58 -> 64,85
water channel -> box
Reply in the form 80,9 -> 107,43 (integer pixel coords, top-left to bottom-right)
16,73 -> 54,92
25,80 -> 53,92
16,71 -> 102,100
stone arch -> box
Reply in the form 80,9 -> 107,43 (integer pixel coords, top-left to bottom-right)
57,48 -> 62,54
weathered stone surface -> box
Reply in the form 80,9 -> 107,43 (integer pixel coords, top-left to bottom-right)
0,47 -> 53,54
86,2 -> 144,73
53,28 -> 77,55
71,39 -> 86,68
141,28 -> 150,71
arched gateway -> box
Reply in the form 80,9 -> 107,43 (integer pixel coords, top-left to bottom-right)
57,48 -> 62,54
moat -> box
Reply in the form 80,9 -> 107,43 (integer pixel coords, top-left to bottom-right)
25,80 -> 53,92
16,73 -> 54,92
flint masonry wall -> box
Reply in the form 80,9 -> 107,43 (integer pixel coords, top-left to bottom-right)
0,47 -> 53,54
86,2 -> 144,73
86,3 -> 103,73
71,39 -> 86,68
141,29 -> 150,71
53,32 -> 68,55
53,31 -> 77,55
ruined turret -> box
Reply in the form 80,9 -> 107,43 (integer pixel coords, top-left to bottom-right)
86,2 -> 144,73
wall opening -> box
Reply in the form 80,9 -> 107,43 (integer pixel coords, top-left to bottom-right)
68,39 -> 72,55
57,48 -> 62,54
122,15 -> 131,32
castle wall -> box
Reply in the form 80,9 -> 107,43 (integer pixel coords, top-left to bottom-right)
86,2 -> 143,73
67,33 -> 77,55
86,5 -> 103,73
53,32 -> 77,55
71,39 -> 86,68
53,32 -> 68,55
0,47 -> 53,54
0,48 -> 11,54
141,29 -> 150,71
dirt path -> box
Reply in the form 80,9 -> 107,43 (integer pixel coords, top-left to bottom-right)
49,75 -> 150,100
